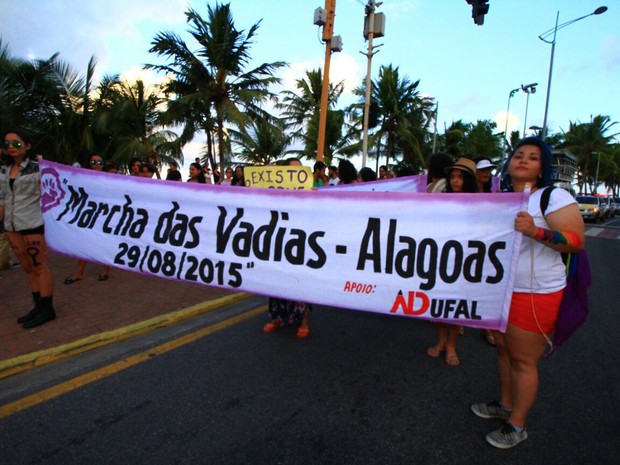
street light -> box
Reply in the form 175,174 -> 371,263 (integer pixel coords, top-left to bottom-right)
539,6 -> 608,140
521,83 -> 538,136
503,87 -> 520,145
529,125 -> 543,137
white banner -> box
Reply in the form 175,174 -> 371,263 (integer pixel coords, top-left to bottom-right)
325,175 -> 428,192
40,161 -> 526,331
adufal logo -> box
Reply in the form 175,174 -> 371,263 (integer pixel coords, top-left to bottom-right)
389,290 -> 429,315
390,290 -> 482,320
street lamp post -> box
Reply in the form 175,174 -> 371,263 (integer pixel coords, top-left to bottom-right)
504,87 -> 520,144
521,83 -> 538,136
539,6 -> 608,140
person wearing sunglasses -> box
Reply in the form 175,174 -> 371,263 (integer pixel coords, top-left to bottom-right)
0,129 -> 56,328
64,151 -> 111,285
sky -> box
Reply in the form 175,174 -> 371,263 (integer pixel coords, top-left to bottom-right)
2,0 -> 619,169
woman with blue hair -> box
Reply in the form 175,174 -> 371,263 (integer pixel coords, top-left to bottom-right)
471,137 -> 585,449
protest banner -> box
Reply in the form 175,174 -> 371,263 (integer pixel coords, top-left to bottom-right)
244,165 -> 313,189
327,175 -> 428,192
40,160 -> 526,331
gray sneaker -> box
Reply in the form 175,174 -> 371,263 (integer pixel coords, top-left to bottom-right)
470,401 -> 511,420
486,423 -> 528,449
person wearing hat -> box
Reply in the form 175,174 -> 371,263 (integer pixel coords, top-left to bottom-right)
427,157 -> 478,366
474,157 -> 498,193
445,157 -> 478,193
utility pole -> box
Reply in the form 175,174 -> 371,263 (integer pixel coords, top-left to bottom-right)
361,1 -> 383,168
432,101 -> 439,154
316,0 -> 336,162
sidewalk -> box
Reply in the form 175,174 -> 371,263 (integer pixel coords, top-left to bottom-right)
0,251 -> 249,379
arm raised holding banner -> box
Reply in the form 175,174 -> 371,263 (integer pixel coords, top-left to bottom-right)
472,137 -> 585,449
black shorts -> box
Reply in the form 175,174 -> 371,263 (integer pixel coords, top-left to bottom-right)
17,225 -> 45,235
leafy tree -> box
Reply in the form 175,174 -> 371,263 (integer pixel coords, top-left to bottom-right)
95,79 -> 181,174
229,116 -> 291,165
148,2 -> 285,174
277,68 -> 344,156
351,65 -> 434,170
561,115 -> 618,193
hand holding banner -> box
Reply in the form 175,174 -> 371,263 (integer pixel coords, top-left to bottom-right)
40,160 -> 526,331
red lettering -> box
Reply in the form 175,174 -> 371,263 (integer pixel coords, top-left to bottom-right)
390,290 -> 430,315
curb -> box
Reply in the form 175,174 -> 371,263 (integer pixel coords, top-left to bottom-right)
0,292 -> 253,381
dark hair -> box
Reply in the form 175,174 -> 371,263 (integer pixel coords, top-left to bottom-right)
103,160 -> 119,172
128,157 -> 143,173
141,162 -> 157,174
231,165 -> 246,186
284,157 -> 302,166
313,160 -> 326,171
3,128 -> 36,160
189,162 -> 206,183
85,151 -> 103,170
338,159 -> 358,184
427,152 -> 453,180
396,166 -> 417,177
446,168 -> 478,193
501,136 -> 554,191
358,166 -> 377,182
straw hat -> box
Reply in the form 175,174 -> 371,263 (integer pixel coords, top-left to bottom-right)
445,157 -> 477,177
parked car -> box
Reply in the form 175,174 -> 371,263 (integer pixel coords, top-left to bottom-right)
603,197 -> 616,218
596,196 -> 609,220
576,195 -> 603,222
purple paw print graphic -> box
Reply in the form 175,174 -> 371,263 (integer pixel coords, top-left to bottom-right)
40,168 -> 66,212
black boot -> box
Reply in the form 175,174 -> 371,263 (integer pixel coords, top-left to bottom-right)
22,296 -> 56,329
16,292 -> 41,324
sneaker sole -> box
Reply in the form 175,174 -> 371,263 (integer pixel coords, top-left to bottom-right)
470,405 -> 508,420
485,431 -> 528,449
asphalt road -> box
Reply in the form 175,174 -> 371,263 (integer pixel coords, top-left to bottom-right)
0,237 -> 618,465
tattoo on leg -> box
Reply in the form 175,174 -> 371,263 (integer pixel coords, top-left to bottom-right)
26,246 -> 41,267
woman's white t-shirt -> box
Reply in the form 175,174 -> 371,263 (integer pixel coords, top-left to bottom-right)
513,187 -> 577,293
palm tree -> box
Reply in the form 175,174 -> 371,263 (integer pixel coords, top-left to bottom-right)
95,79 -> 181,174
0,39 -> 24,133
0,40 -> 116,163
351,64 -> 434,170
277,68 -> 344,142
562,115 -> 618,193
229,116 -> 291,165
148,2 -> 285,173
462,120 -> 504,162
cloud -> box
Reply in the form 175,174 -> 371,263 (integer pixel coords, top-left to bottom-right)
494,111 -> 520,135
380,0 -> 422,20
280,52 -> 361,97
602,37 -> 620,70
3,0 -> 188,77
120,66 -> 168,88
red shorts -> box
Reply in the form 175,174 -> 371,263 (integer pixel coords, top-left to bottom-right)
508,290 -> 564,334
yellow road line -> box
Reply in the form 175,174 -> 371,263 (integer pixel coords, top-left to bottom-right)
0,293 -> 254,380
0,305 -> 266,420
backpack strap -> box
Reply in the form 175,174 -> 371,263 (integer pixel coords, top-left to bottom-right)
539,185 -> 556,217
